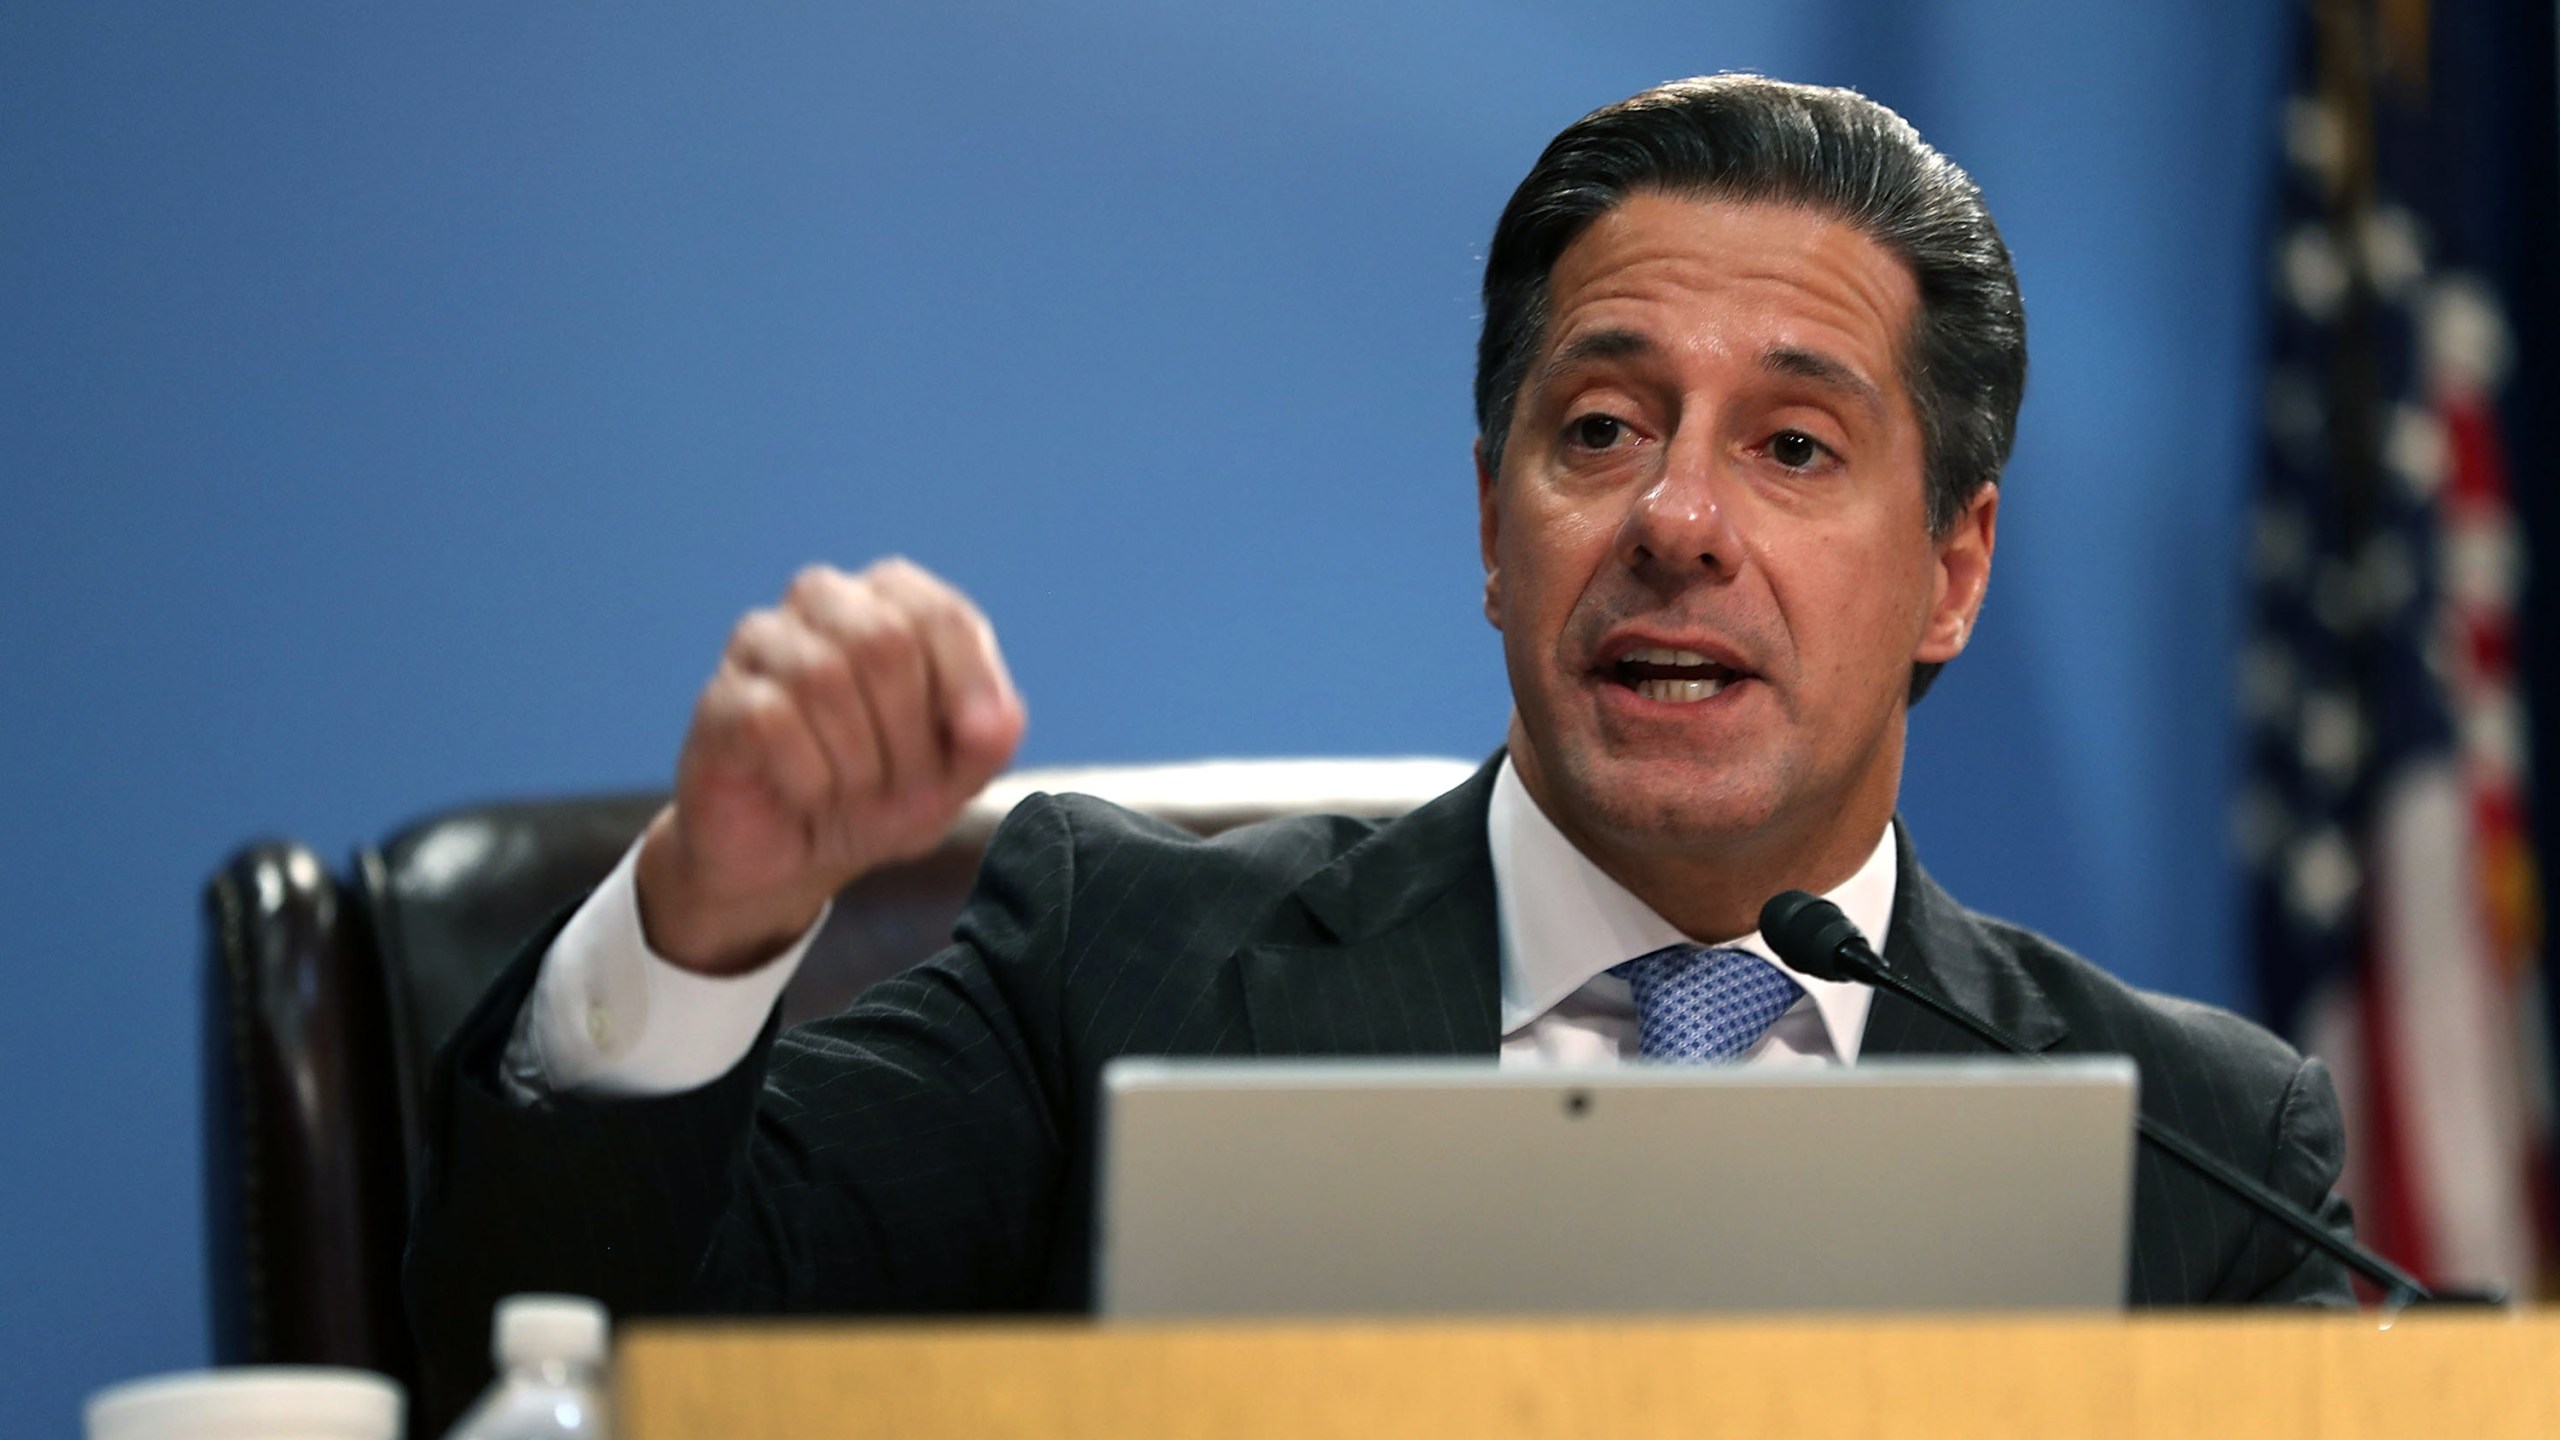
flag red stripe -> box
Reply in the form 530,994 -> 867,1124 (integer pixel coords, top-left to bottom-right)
2353,944 -> 2436,1283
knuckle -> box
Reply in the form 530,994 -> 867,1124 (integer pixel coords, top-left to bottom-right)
915,594 -> 972,643
785,647 -> 855,707
690,675 -> 741,735
940,602 -> 1000,660
871,555 -> 955,607
735,678 -> 789,731
849,616 -> 922,674
728,607 -> 783,657
786,564 -> 842,609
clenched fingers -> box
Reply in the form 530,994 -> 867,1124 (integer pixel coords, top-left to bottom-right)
789,559 -> 1024,797
692,661 -> 836,812
724,606 -> 884,802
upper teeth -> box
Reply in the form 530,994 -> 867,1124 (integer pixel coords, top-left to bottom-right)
1626,647 -> 1712,666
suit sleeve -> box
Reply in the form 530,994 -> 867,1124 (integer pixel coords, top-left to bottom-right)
2213,1054 -> 2358,1305
403,795 -> 1079,1416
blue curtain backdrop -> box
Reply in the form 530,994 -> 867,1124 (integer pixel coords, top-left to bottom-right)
4,1 -> 2301,1430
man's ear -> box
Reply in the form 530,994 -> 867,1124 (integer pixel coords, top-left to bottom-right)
1914,480 -> 1998,664
1476,437 -> 1504,630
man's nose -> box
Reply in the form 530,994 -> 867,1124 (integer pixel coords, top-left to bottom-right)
1615,430 -> 1744,580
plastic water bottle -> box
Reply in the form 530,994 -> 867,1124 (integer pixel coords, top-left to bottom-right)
443,1294 -> 611,1440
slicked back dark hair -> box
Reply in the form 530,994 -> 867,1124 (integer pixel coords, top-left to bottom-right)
1474,74 -> 2026,702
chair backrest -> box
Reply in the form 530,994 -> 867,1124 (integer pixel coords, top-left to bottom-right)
202,757 -> 1478,1397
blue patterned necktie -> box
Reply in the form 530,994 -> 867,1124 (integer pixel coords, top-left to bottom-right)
1609,944 -> 1806,1061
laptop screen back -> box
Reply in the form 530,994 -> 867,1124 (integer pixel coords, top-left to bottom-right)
1098,1057 -> 2136,1317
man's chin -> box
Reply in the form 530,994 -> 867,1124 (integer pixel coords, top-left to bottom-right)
1548,753 -> 1789,853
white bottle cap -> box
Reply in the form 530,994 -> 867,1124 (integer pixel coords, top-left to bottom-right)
493,1294 -> 609,1369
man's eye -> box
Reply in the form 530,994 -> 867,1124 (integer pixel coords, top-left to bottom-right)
1768,430 -> 1830,469
1568,414 -> 1632,450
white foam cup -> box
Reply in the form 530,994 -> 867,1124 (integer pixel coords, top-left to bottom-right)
85,1367 -> 402,1440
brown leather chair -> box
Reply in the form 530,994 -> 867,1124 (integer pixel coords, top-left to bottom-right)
201,757 -> 1476,1401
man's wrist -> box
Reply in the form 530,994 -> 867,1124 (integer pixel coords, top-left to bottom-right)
634,810 -> 832,977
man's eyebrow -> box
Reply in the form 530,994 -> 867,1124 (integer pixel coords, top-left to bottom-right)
1534,328 -> 1654,390
1763,345 -> 1887,418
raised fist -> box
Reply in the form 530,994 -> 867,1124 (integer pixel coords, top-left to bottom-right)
633,558 -> 1027,974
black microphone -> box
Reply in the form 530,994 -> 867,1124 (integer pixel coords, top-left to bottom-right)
1758,889 -> 2493,1308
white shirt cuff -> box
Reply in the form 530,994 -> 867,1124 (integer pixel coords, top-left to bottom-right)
504,837 -> 828,1098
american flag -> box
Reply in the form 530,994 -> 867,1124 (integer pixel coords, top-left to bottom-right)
2242,0 -> 2552,1295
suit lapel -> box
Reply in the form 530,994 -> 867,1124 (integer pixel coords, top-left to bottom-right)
1232,786 -> 2055,1063
1860,820 -> 2070,1058
1237,756 -> 1504,1058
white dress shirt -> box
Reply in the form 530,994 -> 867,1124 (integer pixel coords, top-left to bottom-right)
511,758 -> 1894,1093
509,840 -> 823,1096
1489,759 -> 1887,1066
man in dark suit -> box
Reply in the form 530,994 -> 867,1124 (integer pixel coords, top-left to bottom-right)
409,73 -> 2354,1410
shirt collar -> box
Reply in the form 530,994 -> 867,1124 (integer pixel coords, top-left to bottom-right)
1487,755 -> 1894,1059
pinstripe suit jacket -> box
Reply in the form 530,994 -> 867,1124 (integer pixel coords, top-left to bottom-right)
408,755 -> 2353,1401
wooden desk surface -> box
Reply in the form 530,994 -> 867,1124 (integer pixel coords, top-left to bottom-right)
619,1309 -> 2560,1439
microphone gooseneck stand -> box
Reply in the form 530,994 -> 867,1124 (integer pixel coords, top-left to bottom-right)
1757,889 -> 2505,1310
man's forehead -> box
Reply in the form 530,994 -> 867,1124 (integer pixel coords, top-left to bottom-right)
1527,193 -> 1919,404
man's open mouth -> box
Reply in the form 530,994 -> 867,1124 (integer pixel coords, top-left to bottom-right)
1609,647 -> 1746,704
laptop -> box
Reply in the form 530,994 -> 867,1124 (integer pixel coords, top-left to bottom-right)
1096,1057 -> 2136,1317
